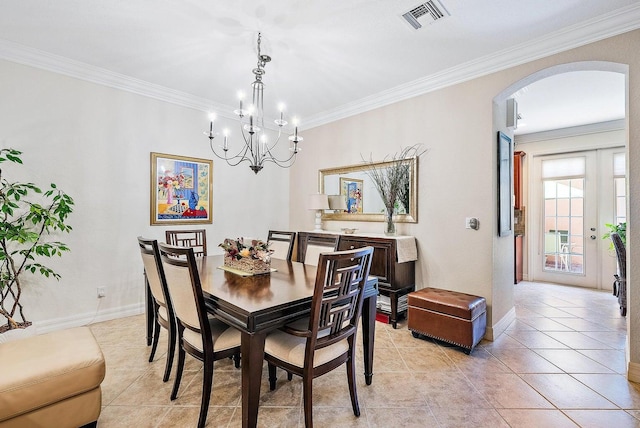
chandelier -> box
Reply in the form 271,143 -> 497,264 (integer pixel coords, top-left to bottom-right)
206,32 -> 302,174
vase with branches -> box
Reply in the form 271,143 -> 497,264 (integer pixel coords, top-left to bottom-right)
363,145 -> 424,235
0,149 -> 74,332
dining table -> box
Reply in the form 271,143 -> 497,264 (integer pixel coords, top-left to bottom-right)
191,254 -> 379,428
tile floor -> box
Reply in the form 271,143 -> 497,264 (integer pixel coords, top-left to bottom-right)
93,281 -> 640,427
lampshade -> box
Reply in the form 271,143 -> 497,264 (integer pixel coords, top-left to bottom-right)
308,193 -> 329,210
328,195 -> 347,211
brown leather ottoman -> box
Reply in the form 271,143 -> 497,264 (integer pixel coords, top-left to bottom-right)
408,287 -> 486,354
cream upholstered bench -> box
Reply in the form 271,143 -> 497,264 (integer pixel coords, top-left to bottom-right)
0,326 -> 105,428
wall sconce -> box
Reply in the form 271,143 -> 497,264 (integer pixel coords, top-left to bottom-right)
308,194 -> 329,232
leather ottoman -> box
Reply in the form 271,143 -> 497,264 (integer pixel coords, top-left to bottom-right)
408,287 -> 486,354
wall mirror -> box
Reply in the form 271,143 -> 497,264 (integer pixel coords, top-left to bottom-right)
319,157 -> 418,223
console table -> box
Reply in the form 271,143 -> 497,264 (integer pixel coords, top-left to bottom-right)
297,231 -> 417,328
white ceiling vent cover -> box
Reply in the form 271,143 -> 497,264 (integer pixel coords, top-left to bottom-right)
402,0 -> 450,30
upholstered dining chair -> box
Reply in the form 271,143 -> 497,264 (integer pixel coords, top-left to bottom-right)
165,229 -> 207,257
137,236 -> 176,383
157,243 -> 241,428
267,230 -> 296,261
264,246 -> 374,428
299,234 -> 340,266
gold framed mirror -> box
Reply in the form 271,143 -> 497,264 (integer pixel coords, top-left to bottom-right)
319,157 -> 418,223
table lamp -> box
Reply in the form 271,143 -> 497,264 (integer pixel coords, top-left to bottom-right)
328,195 -> 348,213
308,193 -> 329,232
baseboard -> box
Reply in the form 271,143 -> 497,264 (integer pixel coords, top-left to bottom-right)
486,307 -> 517,341
34,303 -> 144,334
628,361 -> 640,383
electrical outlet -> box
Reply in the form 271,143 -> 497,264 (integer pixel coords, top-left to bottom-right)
97,287 -> 106,298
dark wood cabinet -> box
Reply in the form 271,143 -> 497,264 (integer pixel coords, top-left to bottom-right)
514,151 -> 525,209
297,232 -> 416,328
515,234 -> 523,284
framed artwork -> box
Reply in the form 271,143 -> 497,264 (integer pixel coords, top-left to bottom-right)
151,152 -> 213,225
497,132 -> 513,237
340,177 -> 363,214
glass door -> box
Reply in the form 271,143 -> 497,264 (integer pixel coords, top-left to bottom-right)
532,152 -> 598,287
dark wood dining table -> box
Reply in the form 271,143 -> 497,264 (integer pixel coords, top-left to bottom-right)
192,255 -> 379,428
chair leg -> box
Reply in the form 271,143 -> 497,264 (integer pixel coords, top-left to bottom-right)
346,351 -> 360,417
302,375 -> 313,428
268,363 -> 277,391
197,358 -> 214,428
163,324 -> 176,382
287,371 -> 293,381
148,315 -> 161,363
233,351 -> 241,369
171,346 -> 186,400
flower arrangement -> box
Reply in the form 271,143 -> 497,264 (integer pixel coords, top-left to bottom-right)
158,171 -> 185,204
219,238 -> 273,274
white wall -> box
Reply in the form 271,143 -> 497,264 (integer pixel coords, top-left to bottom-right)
0,59 -> 290,332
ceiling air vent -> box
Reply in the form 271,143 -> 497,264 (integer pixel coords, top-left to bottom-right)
402,0 -> 450,30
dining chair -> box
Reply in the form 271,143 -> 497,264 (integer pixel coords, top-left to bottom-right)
137,236 -> 176,383
267,230 -> 296,261
611,232 -> 627,316
165,229 -> 207,257
157,243 -> 241,428
299,233 -> 340,266
264,246 -> 374,428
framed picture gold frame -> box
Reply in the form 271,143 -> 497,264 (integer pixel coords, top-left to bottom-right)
150,152 -> 213,225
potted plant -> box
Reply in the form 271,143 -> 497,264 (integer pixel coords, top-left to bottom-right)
602,221 -> 626,248
0,148 -> 74,333
363,145 -> 425,235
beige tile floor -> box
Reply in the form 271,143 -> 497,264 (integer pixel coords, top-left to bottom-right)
93,281 -> 640,427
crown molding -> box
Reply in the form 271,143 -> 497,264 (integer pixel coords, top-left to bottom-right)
1,3 -> 639,130
515,119 -> 626,145
303,3 -> 640,129
0,38 -> 241,120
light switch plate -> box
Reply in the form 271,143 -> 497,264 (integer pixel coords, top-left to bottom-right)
466,217 -> 479,230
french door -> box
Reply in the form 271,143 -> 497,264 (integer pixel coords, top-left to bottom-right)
531,149 -> 624,289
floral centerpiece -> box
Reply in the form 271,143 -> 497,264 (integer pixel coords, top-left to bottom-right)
219,237 -> 273,274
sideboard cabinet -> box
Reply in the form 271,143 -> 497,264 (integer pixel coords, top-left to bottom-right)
297,232 -> 416,328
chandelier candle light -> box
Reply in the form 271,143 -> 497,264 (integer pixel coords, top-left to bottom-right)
206,32 -> 303,174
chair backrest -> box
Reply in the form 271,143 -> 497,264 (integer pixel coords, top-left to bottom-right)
267,230 -> 296,261
611,232 -> 626,279
157,243 -> 212,351
300,234 -> 340,266
165,229 -> 207,257
306,247 -> 373,356
137,237 -> 171,309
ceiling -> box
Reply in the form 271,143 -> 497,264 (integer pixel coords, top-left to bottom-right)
0,0 -> 638,134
